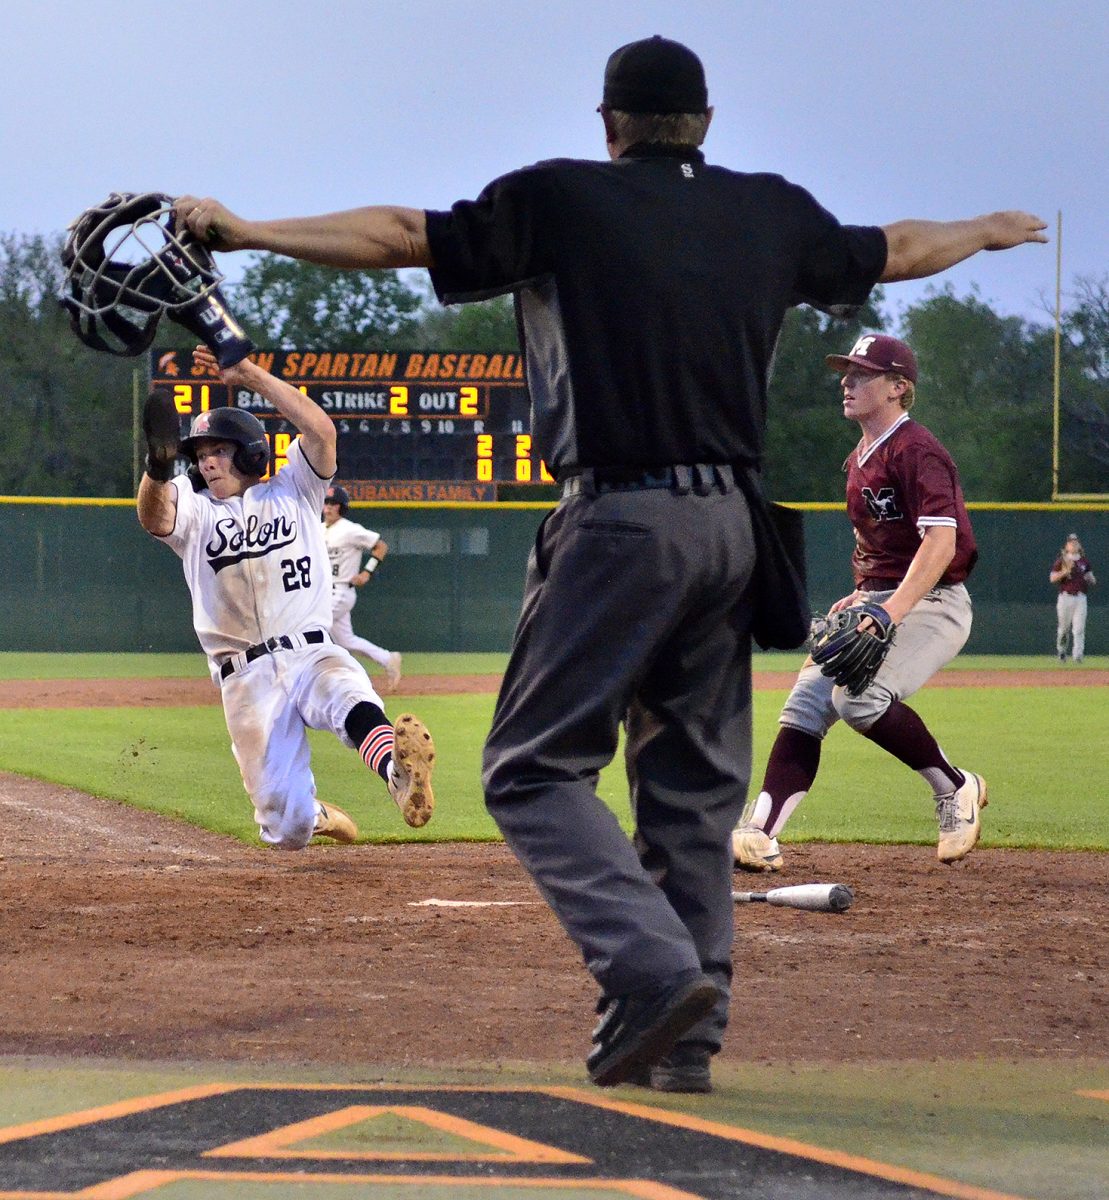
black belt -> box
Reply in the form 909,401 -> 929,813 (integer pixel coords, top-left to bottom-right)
561,464 -> 738,498
220,630 -> 326,680
858,578 -> 902,592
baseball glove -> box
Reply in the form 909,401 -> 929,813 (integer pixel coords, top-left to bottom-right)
142,388 -> 182,482
810,602 -> 896,697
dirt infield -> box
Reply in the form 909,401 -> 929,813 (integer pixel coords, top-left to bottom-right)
2,666 -> 1107,708
0,767 -> 1104,1068
0,664 -> 1105,1072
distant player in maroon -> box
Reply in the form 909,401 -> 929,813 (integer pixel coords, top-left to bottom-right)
1050,533 -> 1096,662
733,334 -> 988,872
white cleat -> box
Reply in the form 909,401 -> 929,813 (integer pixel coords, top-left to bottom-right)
384,651 -> 403,693
936,772 -> 988,863
732,824 -> 783,872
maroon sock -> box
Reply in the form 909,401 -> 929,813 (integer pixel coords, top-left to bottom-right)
863,701 -> 963,790
760,727 -> 822,831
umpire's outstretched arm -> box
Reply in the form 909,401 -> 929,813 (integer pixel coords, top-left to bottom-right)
175,197 -> 433,270
880,211 -> 1047,281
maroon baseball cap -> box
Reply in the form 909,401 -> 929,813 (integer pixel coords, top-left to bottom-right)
826,334 -> 918,383
602,36 -> 708,114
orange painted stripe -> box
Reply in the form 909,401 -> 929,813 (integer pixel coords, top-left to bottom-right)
1076,1088 -> 1109,1101
544,1087 -> 1034,1200
0,1084 -> 237,1147
0,1191 -> 76,1200
203,1103 -> 589,1163
39,1170 -> 704,1199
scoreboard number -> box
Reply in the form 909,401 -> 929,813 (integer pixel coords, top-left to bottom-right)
150,347 -> 554,501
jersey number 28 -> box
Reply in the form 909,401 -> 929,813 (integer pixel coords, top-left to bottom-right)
281,557 -> 312,592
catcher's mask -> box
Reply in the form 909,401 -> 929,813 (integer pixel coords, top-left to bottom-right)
325,484 -> 350,515
59,191 -> 253,366
180,407 -> 269,484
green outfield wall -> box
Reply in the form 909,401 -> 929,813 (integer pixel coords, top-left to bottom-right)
1,499 -> 1104,655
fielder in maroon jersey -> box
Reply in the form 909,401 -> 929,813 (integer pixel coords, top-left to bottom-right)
733,333 -> 988,871
1050,533 -> 1096,662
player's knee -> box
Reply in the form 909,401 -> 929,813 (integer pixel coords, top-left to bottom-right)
258,796 -> 315,850
833,687 -> 890,732
779,672 -> 836,738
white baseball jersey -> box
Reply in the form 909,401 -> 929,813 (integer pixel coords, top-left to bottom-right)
324,516 -> 382,590
156,438 -> 333,674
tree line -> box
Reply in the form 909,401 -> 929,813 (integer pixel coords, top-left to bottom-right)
2,231 -> 1105,499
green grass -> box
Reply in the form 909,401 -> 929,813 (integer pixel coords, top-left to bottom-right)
0,650 -> 1103,681
0,658 -> 1106,848
777,688 -> 1108,849
0,651 -> 510,680
0,698 -> 501,844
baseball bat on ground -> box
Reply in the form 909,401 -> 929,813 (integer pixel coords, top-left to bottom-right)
733,883 -> 854,912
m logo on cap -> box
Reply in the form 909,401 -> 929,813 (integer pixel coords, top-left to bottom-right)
851,335 -> 877,358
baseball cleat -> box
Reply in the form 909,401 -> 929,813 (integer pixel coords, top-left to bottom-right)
732,824 -> 783,872
588,970 -> 719,1088
936,771 -> 988,863
313,801 -> 358,844
389,713 -> 435,828
650,1042 -> 713,1093
384,651 -> 403,693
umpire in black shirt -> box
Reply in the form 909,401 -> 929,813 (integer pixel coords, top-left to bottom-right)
177,36 -> 1046,1091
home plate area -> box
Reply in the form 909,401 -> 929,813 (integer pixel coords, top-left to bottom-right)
0,1082 -> 999,1199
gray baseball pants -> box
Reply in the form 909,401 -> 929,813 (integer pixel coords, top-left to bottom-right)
782,583 -> 973,737
483,482 -> 756,1047
1056,592 -> 1087,660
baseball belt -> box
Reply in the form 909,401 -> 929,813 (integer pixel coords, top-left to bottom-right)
561,463 -> 739,498
219,629 -> 328,681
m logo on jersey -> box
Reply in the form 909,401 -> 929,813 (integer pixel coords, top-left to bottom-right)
861,487 -> 904,521
206,514 -> 299,573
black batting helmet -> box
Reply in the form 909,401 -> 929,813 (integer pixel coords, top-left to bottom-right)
180,407 -> 269,482
325,484 -> 350,514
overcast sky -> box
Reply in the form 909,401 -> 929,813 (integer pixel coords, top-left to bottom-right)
5,0 -> 1105,328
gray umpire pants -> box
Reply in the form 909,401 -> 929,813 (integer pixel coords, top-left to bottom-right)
483,479 -> 756,1048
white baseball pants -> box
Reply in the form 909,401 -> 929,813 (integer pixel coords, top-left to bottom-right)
220,642 -> 384,849
330,587 -> 392,667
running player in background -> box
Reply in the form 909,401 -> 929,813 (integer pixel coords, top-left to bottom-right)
137,345 -> 434,848
323,485 -> 403,693
733,334 -> 986,873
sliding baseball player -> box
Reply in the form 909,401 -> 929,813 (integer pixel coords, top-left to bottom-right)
137,345 -> 434,848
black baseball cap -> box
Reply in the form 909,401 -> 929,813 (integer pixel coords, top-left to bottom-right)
602,36 -> 708,114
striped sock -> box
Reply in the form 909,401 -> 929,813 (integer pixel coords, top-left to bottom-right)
359,725 -> 394,782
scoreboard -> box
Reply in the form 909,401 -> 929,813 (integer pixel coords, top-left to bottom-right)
149,347 -> 553,501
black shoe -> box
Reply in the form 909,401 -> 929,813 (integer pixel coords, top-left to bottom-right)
587,970 -> 718,1088
651,1042 -> 713,1093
